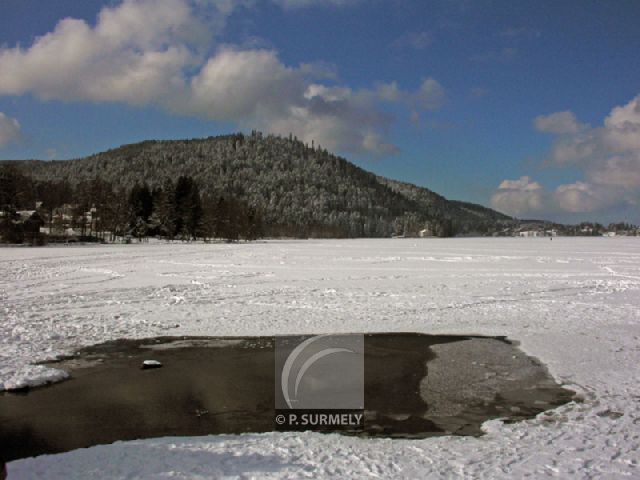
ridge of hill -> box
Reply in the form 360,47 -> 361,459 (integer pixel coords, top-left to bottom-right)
6,132 -> 513,237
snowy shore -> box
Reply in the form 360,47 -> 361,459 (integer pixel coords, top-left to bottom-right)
2,238 -> 639,478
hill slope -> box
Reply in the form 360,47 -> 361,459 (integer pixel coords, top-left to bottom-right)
7,132 -> 512,237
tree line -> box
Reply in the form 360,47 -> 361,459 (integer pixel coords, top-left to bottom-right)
0,164 -> 263,243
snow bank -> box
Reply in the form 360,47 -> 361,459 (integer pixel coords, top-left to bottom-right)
1,364 -> 68,391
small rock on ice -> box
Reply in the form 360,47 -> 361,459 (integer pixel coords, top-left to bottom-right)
141,360 -> 163,369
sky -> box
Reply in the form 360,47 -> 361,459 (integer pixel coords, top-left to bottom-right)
0,0 -> 639,224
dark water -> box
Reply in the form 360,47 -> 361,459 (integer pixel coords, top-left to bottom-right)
0,334 -> 574,462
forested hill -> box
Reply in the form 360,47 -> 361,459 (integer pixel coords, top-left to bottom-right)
6,132 -> 513,237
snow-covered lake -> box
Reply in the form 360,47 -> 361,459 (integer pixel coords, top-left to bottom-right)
2,238 -> 639,478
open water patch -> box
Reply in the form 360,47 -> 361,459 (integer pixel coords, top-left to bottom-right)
0,334 -> 574,462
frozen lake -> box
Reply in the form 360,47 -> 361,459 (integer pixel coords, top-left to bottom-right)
1,238 -> 639,478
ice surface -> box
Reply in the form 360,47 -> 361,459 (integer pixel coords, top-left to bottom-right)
2,238 -> 640,478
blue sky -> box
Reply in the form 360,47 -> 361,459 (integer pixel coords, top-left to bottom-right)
0,0 -> 639,224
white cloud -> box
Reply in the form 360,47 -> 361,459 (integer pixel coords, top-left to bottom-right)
181,48 -> 304,120
417,78 -> 446,110
0,113 -> 20,148
0,0 -> 434,156
492,95 -> 640,218
373,77 -> 446,111
534,111 -> 584,135
552,181 -> 620,213
172,48 -> 401,154
0,0 -> 205,104
603,96 -> 640,152
490,177 -> 547,216
263,80 -> 398,155
375,82 -> 401,102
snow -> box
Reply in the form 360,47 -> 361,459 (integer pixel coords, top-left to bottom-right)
2,238 -> 640,478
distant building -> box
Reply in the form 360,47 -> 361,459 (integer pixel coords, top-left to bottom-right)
519,230 -> 542,237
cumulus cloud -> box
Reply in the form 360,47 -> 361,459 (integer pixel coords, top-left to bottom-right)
373,78 -> 446,111
172,48 -> 400,154
368,78 -> 447,130
0,113 -> 20,148
490,177 -> 547,216
492,95 -> 640,218
417,78 -> 446,110
374,82 -> 402,102
0,0 -> 206,104
534,111 -> 585,135
552,181 -> 621,213
0,0 -> 437,156
180,48 -> 304,120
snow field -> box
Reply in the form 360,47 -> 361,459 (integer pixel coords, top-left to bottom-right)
2,238 -> 639,478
